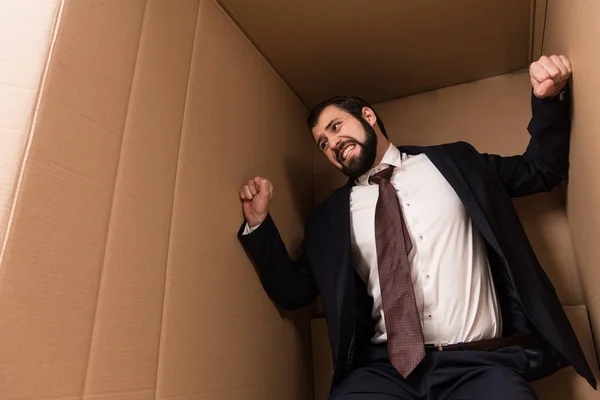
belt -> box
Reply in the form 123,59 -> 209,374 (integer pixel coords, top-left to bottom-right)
425,334 -> 534,352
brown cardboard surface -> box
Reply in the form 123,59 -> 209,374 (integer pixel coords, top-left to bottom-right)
218,0 -> 531,107
155,1 -> 314,399
312,72 -> 584,307
532,0 -> 548,61
0,1 -> 147,399
543,0 -> 600,367
83,1 -> 199,398
0,0 -> 314,399
312,306 -> 599,400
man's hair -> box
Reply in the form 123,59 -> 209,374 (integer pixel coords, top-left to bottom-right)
307,96 -> 388,139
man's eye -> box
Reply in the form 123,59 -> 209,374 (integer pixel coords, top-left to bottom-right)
321,141 -> 328,151
333,123 -> 341,131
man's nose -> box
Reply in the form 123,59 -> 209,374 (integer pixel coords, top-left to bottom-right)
329,138 -> 340,151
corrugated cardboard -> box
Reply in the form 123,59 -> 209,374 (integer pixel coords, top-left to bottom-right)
532,0 -> 548,61
83,1 -> 199,398
0,0 -> 313,399
1,1 -> 598,399
218,0 -> 531,106
0,0 -> 147,398
155,1 -> 313,399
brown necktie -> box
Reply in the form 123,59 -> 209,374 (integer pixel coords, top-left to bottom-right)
370,166 -> 425,378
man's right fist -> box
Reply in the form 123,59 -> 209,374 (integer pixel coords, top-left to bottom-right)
240,176 -> 273,228
530,55 -> 572,99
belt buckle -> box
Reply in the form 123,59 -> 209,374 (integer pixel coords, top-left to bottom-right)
437,344 -> 444,351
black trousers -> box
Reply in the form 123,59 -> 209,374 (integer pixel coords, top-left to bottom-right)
330,343 -> 537,400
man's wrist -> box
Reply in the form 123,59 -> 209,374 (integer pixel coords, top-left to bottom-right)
243,214 -> 268,235
243,222 -> 261,235
548,82 -> 569,101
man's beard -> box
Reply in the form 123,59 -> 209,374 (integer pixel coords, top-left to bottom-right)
336,121 -> 378,180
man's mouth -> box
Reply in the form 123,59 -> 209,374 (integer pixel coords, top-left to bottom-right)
340,143 -> 356,162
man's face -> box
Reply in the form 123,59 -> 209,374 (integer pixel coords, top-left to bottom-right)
312,105 -> 378,179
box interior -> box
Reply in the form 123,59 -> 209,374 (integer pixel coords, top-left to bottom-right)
1,1 -> 599,399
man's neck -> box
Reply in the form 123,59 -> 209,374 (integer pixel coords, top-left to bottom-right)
373,138 -> 392,167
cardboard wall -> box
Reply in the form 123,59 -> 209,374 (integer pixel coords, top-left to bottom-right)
0,1 -> 314,399
542,0 -> 600,361
531,0 -> 548,61
219,0 -> 532,107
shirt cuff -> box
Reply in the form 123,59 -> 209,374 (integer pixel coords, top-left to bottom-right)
242,222 -> 261,235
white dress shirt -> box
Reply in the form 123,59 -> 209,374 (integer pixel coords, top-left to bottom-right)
244,143 -> 502,346
351,144 -> 501,345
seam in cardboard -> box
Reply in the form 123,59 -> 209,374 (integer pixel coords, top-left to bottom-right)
157,385 -> 274,399
215,0 -> 309,110
56,99 -> 120,137
77,387 -> 155,398
16,396 -> 81,400
28,390 -> 151,400
80,1 -> 150,398
540,0 -> 549,55
153,1 -> 202,398
529,0 -> 536,62
0,0 -> 65,272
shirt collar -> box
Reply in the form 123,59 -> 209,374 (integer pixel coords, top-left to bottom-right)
356,143 -> 401,186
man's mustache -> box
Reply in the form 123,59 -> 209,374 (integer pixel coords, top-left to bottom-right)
335,140 -> 361,162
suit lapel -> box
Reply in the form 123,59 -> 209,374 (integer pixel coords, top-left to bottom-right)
403,145 -> 503,257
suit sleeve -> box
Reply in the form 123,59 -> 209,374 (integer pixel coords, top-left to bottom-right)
238,213 -> 319,310
474,87 -> 571,198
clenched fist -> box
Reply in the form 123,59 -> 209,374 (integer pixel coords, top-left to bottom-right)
530,55 -> 572,99
240,176 -> 273,227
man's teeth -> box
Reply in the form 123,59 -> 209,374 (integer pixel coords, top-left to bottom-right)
342,144 -> 355,160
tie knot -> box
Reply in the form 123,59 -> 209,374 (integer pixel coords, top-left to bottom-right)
369,166 -> 394,185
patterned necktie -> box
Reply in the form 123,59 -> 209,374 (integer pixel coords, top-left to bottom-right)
369,166 -> 425,378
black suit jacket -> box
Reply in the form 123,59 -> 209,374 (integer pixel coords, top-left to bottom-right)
239,88 -> 597,390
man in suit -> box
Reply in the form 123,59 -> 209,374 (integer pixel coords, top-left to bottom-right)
238,55 -> 596,399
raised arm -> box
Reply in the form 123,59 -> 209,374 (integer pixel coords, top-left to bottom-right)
477,55 -> 573,197
238,177 -> 318,310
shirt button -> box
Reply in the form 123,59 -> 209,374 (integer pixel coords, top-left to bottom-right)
406,203 -> 411,207
428,314 -> 432,319
426,274 -> 430,279
419,235 -> 424,240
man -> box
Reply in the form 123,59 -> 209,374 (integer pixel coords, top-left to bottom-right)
238,55 -> 596,399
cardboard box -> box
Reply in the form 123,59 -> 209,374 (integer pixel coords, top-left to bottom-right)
0,1 -> 598,399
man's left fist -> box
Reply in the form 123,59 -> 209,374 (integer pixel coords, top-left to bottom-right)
530,55 -> 572,99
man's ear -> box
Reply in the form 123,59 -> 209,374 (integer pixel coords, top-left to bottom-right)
361,106 -> 377,127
